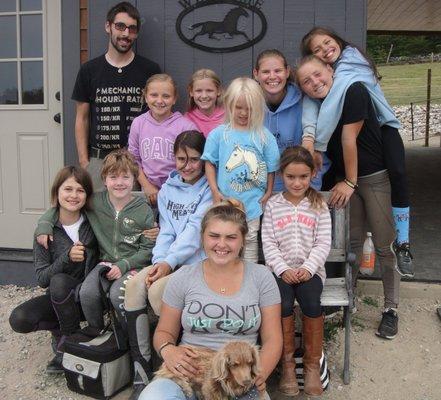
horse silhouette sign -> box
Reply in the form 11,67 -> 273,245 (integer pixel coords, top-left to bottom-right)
176,0 -> 267,53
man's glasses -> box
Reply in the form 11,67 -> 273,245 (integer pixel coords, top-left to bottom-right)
113,22 -> 138,34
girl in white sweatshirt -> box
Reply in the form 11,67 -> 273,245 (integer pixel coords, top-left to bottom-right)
262,145 -> 331,397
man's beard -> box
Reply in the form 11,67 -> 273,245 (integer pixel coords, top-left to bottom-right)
110,35 -> 133,54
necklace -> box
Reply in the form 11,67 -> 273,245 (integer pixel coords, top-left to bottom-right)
220,287 -> 226,294
105,52 -> 134,74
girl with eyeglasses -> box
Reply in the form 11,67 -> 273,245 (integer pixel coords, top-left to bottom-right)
124,130 -> 212,398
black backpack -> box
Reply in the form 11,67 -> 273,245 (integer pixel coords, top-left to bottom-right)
61,269 -> 132,399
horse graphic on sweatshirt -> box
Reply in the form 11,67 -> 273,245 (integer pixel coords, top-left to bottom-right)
225,145 -> 267,193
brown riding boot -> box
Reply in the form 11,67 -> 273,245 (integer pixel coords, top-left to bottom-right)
279,316 -> 299,396
302,315 -> 324,396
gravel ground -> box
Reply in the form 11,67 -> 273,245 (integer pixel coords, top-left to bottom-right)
1,284 -> 441,400
1,105 -> 440,400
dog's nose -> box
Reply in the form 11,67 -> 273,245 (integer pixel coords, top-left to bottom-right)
241,379 -> 252,386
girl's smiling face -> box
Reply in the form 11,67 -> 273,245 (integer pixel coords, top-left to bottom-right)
104,170 -> 135,202
282,162 -> 312,204
297,60 -> 334,99
253,55 -> 290,103
58,177 -> 87,214
203,218 -> 244,266
175,147 -> 203,185
190,78 -> 220,116
145,80 -> 177,122
309,34 -> 342,64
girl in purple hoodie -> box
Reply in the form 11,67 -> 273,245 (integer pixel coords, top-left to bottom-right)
128,74 -> 196,206
184,69 -> 225,138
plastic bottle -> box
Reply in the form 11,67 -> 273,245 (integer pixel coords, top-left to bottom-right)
360,232 -> 375,276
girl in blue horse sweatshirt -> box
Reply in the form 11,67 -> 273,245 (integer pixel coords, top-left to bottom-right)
123,130 -> 212,396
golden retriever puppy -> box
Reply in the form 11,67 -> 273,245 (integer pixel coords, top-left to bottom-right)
154,341 -> 262,400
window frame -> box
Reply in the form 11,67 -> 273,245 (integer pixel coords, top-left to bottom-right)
0,0 -> 46,110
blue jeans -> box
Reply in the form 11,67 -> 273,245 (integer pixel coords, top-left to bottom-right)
139,378 -> 269,400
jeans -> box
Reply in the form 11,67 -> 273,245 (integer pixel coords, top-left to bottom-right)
139,378 -> 269,400
79,263 -> 134,329
276,274 -> 323,318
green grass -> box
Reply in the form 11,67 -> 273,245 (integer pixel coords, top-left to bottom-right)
324,319 -> 340,342
351,316 -> 366,331
362,296 -> 379,308
377,62 -> 441,106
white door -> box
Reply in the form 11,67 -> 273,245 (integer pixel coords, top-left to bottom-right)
0,0 -> 63,249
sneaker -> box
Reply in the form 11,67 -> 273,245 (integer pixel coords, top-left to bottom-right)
376,309 -> 398,339
46,352 -> 64,374
391,241 -> 414,278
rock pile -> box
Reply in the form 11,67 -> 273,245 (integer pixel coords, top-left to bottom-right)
395,104 -> 441,142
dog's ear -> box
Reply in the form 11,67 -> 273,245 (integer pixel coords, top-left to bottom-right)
251,345 -> 261,378
211,349 -> 230,381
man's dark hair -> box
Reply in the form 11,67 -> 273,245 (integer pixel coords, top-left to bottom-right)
106,2 -> 141,29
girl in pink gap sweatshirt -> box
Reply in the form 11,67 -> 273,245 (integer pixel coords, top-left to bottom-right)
262,146 -> 331,397
184,69 -> 225,137
128,74 -> 197,206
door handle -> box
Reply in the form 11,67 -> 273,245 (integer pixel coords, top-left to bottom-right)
53,113 -> 61,123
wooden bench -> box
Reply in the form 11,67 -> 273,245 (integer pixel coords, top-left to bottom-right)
320,192 -> 354,385
292,192 -> 354,384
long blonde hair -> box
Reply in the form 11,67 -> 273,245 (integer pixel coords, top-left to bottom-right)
223,77 -> 267,144
187,69 -> 222,111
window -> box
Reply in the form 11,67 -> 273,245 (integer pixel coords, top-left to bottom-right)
0,0 -> 45,107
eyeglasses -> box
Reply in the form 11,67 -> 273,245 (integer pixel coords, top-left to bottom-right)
113,22 -> 138,34
176,157 -> 202,166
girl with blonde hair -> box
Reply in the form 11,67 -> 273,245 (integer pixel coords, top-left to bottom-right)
139,199 -> 282,400
201,77 -> 280,262
184,69 -> 224,137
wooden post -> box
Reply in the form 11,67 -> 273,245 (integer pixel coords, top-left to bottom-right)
425,69 -> 431,147
410,102 -> 414,141
386,43 -> 394,64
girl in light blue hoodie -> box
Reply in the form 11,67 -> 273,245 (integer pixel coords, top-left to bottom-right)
300,27 -> 413,278
122,131 -> 211,397
253,49 -> 330,191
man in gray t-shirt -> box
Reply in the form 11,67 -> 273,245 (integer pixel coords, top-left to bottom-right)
163,261 -> 281,350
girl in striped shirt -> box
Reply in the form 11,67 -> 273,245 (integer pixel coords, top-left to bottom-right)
262,146 -> 331,397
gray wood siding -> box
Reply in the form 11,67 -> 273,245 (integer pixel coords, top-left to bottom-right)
88,0 -> 366,109
62,0 -> 366,160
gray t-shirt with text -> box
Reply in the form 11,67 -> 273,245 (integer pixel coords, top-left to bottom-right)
163,261 -> 280,350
